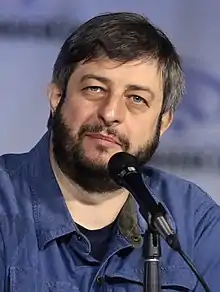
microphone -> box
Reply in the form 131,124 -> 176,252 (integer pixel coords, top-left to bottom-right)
108,151 -> 210,292
107,151 -> 180,251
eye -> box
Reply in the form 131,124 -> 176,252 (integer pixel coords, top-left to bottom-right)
129,95 -> 149,106
83,86 -> 104,93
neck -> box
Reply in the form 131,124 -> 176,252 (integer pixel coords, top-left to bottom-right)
50,145 -> 129,230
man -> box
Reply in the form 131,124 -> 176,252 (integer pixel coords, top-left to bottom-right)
0,12 -> 219,291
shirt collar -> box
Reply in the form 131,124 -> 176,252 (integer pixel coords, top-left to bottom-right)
28,131 -> 76,250
118,189 -> 177,248
27,131 -> 176,250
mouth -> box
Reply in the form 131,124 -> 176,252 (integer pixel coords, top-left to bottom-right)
86,133 -> 122,146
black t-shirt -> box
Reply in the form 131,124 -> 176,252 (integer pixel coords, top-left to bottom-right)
76,221 -> 116,262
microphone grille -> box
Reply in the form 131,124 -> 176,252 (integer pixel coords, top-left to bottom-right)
108,152 -> 137,181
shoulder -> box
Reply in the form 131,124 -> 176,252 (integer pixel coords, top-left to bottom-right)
0,142 -> 45,236
0,154 -> 30,218
0,151 -> 28,176
0,152 -> 29,197
140,165 -> 220,240
141,165 -> 216,212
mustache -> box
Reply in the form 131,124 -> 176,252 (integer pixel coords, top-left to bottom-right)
78,124 -> 130,151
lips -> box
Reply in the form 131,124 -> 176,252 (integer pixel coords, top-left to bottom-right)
86,133 -> 121,146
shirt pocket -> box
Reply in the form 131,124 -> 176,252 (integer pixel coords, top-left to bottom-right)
106,266 -> 197,292
161,266 -> 197,291
43,282 -> 80,292
8,267 -> 80,292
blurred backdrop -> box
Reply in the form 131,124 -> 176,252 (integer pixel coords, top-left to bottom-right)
0,0 -> 220,202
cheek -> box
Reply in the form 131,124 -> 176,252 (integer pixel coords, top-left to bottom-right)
128,117 -> 159,145
60,101 -> 82,132
61,98 -> 96,130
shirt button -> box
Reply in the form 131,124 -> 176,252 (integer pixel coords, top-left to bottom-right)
76,234 -> 82,241
132,235 -> 141,242
96,276 -> 104,285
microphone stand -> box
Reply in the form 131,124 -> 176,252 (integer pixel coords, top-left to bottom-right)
143,213 -> 162,292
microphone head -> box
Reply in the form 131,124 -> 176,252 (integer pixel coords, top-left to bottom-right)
108,152 -> 137,184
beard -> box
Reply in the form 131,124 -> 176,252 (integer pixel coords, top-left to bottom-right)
51,105 -> 161,194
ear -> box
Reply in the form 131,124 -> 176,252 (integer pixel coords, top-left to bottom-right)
47,83 -> 62,114
160,110 -> 173,136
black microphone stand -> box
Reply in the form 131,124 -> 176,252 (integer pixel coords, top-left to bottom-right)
143,213 -> 162,292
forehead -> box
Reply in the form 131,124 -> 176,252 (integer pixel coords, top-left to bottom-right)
69,58 -> 163,95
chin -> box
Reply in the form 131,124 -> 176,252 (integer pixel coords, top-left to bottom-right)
84,146 -> 119,163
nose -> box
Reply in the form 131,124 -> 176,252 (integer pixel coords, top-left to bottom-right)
97,94 -> 126,127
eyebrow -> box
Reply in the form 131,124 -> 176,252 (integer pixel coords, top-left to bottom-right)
80,74 -> 110,84
80,74 -> 155,99
126,85 -> 155,99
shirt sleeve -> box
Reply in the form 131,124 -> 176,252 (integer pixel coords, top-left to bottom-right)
0,164 -> 10,291
194,189 -> 220,291
0,222 -> 6,291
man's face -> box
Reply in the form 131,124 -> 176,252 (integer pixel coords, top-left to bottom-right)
49,58 -> 173,193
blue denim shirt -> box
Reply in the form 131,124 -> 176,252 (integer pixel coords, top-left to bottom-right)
0,131 -> 220,292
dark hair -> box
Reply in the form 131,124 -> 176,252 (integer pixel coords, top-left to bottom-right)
48,12 -> 184,128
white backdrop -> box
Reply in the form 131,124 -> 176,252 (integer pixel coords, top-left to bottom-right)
0,0 -> 220,202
